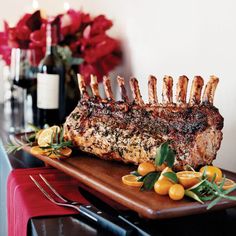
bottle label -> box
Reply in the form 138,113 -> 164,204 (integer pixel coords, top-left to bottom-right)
37,73 -> 59,109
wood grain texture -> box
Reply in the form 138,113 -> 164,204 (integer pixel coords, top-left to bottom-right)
16,134 -> 236,220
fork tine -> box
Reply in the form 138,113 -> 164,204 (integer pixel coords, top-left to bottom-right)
30,175 -> 84,214
39,174 -> 78,204
39,174 -> 67,202
29,175 -> 59,204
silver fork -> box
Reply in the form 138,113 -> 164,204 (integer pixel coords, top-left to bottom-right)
38,174 -> 78,205
29,175 -> 134,236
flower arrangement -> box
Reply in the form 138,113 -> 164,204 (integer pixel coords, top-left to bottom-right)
0,9 -> 122,83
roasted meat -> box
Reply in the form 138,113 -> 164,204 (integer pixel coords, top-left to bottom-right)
64,74 -> 224,171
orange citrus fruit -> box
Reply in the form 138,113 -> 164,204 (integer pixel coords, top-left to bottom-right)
30,146 -> 45,155
45,147 -> 72,159
169,184 -> 185,200
137,162 -> 156,176
35,129 -> 43,140
217,178 -> 236,190
156,163 -> 167,172
38,126 -> 60,147
158,167 -> 173,181
122,175 -> 143,187
154,179 -> 174,195
200,166 -> 222,182
176,171 -> 202,189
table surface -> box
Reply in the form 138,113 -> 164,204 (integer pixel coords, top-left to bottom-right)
1,104 -> 236,236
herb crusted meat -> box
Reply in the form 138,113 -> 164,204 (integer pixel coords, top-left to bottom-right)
64,75 -> 223,171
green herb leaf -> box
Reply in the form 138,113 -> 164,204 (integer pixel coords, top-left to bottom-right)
140,172 -> 160,191
211,173 -> 217,183
155,141 -> 175,168
185,190 -> 204,204
5,135 -> 33,154
187,179 -> 207,191
206,196 -> 222,210
163,172 -> 178,183
155,142 -> 168,166
27,123 -> 40,132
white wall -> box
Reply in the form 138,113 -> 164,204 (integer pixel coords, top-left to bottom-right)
1,0 -> 236,171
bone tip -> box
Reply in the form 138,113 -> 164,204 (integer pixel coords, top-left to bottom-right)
149,75 -> 157,79
193,75 -> 204,84
179,75 -> 189,81
77,73 -> 83,81
163,75 -> 173,81
117,75 -> 124,83
103,75 -> 109,82
148,75 -> 157,82
90,74 -> 97,84
209,75 -> 219,83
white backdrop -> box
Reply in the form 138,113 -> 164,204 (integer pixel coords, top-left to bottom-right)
1,0 -> 236,171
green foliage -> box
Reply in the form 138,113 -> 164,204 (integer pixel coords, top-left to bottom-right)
155,142 -> 175,168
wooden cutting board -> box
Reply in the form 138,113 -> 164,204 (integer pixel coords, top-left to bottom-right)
17,134 -> 236,219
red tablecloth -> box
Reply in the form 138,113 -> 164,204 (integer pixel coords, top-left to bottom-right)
7,167 -> 89,236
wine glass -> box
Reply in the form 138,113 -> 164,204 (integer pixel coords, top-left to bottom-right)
9,48 -> 37,132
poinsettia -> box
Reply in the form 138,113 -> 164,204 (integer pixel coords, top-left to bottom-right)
0,9 -> 122,83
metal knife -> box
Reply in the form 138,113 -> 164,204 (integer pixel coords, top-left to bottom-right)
78,187 -> 151,236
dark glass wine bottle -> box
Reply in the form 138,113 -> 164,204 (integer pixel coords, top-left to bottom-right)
37,17 -> 65,128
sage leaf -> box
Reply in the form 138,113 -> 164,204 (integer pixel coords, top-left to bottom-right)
185,190 -> 204,204
140,172 -> 160,191
166,149 -> 175,168
155,142 -> 168,166
155,142 -> 175,168
163,172 -> 178,183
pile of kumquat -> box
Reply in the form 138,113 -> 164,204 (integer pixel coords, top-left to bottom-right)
121,142 -> 236,209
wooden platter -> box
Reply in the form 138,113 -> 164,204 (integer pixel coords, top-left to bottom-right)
16,134 -> 236,219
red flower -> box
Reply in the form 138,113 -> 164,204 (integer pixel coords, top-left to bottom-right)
0,9 -> 122,82
60,9 -> 91,36
0,32 -> 11,65
90,15 -> 113,36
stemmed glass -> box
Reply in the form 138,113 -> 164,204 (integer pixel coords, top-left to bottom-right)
9,48 -> 37,132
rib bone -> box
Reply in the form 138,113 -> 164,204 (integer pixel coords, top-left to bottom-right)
189,76 -> 204,105
90,75 -> 100,97
117,76 -> 129,102
77,74 -> 89,99
176,75 -> 189,105
202,76 -> 219,104
103,76 -> 114,100
162,76 -> 173,104
130,77 -> 144,106
148,75 -> 158,104
64,74 -> 223,172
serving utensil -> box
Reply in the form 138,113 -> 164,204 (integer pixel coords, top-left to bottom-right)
78,186 -> 151,236
30,174 -> 134,236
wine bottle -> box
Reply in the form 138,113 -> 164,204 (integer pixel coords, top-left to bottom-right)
37,17 -> 65,128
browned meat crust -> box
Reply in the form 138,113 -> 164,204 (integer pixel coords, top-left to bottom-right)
64,75 -> 224,171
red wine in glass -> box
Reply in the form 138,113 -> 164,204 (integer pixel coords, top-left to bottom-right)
13,76 -> 37,89
10,48 -> 38,130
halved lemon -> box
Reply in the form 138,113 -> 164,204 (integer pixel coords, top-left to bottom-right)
30,146 -> 46,155
45,147 -> 72,159
37,126 -> 60,147
176,171 -> 202,189
35,129 -> 43,140
217,178 -> 236,190
122,175 -> 143,187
